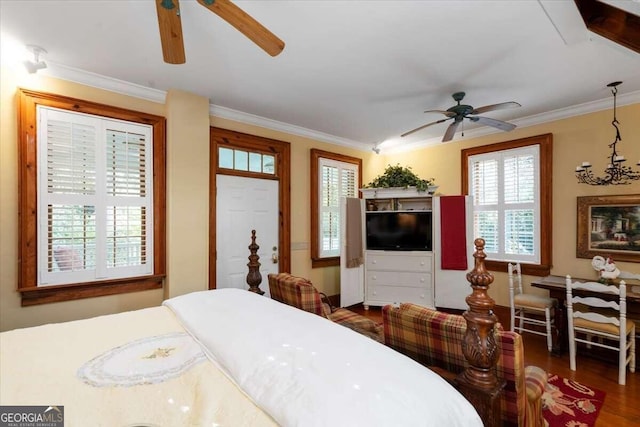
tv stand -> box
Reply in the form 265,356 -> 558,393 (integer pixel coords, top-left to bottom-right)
361,188 -> 435,309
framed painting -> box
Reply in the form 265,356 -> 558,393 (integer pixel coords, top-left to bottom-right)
577,194 -> 640,263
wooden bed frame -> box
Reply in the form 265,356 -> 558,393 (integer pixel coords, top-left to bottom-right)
246,232 -> 502,426
455,238 -> 504,426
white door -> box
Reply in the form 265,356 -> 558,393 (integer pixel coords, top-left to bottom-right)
216,175 -> 279,297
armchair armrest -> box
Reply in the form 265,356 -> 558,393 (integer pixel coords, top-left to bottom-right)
524,366 -> 547,427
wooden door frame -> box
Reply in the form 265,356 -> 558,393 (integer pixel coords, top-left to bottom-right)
209,127 -> 291,289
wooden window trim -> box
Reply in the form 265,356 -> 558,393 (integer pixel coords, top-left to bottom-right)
461,133 -> 553,276
17,89 -> 166,306
310,149 -> 362,268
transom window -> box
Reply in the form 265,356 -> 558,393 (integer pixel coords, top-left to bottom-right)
218,147 -> 275,174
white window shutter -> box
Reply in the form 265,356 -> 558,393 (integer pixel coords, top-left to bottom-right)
468,145 -> 540,264
318,158 -> 358,258
37,107 -> 153,286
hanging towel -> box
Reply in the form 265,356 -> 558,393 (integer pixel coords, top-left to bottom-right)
440,196 -> 468,270
345,198 -> 364,268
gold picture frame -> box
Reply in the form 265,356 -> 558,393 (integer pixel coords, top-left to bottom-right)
577,194 -> 640,263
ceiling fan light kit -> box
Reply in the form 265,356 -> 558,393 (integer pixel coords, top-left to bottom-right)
575,81 -> 640,186
155,0 -> 285,65
401,92 -> 521,142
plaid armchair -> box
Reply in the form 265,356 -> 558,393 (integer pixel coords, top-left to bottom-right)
267,273 -> 383,342
383,303 -> 547,427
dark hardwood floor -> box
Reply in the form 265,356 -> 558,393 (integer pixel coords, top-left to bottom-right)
351,305 -> 639,427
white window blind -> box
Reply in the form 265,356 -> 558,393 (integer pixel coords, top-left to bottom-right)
318,157 -> 358,258
468,145 -> 540,264
37,106 -> 153,286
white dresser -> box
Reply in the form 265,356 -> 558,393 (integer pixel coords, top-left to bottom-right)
365,250 -> 434,308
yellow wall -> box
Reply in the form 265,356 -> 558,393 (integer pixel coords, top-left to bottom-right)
164,89 -> 211,299
384,104 -> 640,307
1,60 -> 638,330
0,65 -> 379,331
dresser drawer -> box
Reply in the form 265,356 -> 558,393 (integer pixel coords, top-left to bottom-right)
366,284 -> 432,306
366,251 -> 432,272
367,271 -> 431,289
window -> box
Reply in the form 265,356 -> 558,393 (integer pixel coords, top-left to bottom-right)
37,107 -> 153,286
310,149 -> 362,268
218,146 -> 275,174
462,134 -> 552,276
18,89 -> 166,305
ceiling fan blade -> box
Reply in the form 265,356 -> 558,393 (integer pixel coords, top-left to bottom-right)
442,120 -> 461,142
156,0 -> 186,64
471,101 -> 521,115
470,116 -> 517,131
401,118 -> 450,138
423,109 -> 457,117
197,0 -> 285,57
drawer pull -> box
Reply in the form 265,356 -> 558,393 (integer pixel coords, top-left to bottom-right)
420,278 -> 425,283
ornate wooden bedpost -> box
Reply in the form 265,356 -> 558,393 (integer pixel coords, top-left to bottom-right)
246,230 -> 264,295
455,238 -> 505,427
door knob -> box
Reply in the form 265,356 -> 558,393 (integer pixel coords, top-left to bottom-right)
272,246 -> 278,264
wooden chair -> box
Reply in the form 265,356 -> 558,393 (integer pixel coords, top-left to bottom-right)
565,276 -> 636,385
508,262 -> 556,352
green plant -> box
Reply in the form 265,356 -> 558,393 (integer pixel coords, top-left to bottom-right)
365,164 -> 435,192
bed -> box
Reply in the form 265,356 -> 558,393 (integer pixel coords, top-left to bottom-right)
0,288 -> 482,426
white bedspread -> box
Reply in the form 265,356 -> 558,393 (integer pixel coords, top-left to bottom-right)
164,288 -> 482,427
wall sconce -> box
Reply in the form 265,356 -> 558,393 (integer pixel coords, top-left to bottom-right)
23,45 -> 47,74
575,81 -> 640,185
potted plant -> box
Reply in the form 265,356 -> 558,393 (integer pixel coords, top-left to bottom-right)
364,164 -> 437,193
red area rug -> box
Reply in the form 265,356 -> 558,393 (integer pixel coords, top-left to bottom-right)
542,373 -> 606,427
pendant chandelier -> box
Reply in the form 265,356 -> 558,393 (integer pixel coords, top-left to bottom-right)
575,81 -> 640,185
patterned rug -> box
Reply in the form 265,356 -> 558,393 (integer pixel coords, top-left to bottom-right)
542,373 -> 606,427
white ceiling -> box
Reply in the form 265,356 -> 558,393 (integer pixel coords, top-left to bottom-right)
2,0 -> 640,153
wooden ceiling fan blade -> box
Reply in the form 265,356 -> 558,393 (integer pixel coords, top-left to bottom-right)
156,0 -> 186,64
442,120 -> 461,142
471,101 -> 521,115
197,0 -> 285,56
401,118 -> 450,138
423,109 -> 457,117
471,116 -> 517,131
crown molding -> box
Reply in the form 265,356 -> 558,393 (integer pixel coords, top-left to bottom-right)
46,62 -> 166,103
208,104 -> 366,150
46,62 -> 367,151
45,63 -> 640,154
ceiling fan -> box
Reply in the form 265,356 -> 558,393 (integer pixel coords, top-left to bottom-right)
155,0 -> 285,64
401,92 -> 521,142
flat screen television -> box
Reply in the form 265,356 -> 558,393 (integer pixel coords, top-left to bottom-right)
365,211 -> 432,251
